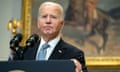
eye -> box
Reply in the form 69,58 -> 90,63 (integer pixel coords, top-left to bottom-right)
41,15 -> 47,18
51,15 -> 57,19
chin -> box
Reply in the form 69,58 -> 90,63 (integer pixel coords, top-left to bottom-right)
44,32 -> 52,35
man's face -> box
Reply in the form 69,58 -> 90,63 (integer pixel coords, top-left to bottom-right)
37,4 -> 64,37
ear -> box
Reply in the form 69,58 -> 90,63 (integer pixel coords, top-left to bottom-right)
61,21 -> 64,30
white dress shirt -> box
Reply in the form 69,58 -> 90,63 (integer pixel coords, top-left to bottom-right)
36,35 -> 60,60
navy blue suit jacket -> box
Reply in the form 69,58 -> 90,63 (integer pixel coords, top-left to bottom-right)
13,39 -> 87,72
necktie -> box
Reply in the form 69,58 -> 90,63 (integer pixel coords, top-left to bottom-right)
36,43 -> 50,60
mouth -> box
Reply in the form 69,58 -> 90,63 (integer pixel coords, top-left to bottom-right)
44,26 -> 52,30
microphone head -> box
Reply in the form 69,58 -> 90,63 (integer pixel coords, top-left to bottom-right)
10,33 -> 23,51
26,34 -> 39,47
13,33 -> 22,42
29,34 -> 39,42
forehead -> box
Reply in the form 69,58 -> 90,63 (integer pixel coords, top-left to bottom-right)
41,4 -> 60,11
39,3 -> 62,13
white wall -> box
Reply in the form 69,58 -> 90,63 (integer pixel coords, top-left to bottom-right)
0,0 -> 21,61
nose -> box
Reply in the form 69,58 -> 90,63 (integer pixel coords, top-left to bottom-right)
46,16 -> 51,24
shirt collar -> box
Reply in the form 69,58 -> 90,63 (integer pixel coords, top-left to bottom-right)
40,34 -> 61,48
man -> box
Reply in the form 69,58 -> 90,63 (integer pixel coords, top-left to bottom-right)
10,1 -> 87,72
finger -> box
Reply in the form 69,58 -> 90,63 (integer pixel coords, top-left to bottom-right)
71,59 -> 82,72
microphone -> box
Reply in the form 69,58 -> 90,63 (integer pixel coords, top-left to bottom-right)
10,33 -> 22,52
23,34 -> 39,53
26,34 -> 39,47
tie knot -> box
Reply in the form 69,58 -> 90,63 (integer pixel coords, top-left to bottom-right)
42,43 -> 50,49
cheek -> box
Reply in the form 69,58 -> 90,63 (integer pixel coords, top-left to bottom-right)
37,20 -> 43,29
54,21 -> 64,31
54,25 -> 62,31
37,20 -> 40,28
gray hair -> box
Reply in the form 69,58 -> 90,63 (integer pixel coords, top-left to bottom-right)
39,1 -> 64,20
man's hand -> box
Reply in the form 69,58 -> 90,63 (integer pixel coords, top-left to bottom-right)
71,59 -> 82,72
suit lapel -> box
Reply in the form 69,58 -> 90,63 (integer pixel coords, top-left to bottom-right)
49,39 -> 67,59
34,40 -> 40,58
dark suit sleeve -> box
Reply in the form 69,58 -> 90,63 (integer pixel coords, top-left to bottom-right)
57,40 -> 88,72
68,46 -> 87,72
76,51 -> 88,72
66,44 -> 88,72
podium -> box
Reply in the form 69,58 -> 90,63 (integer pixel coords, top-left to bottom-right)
0,60 -> 75,72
